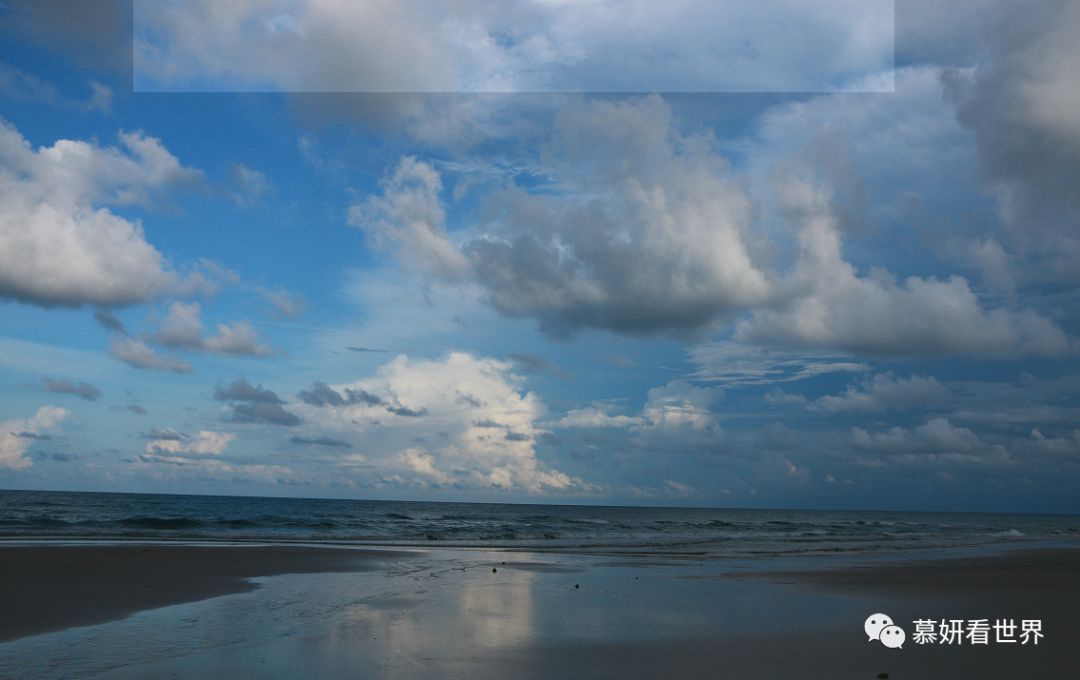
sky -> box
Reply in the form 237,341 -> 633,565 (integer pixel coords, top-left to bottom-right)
1,0 -> 1079,513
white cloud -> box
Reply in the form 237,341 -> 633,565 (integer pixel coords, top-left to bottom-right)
0,406 -> 69,470
0,118 -> 201,307
349,156 -> 471,280
552,380 -> 721,433
640,380 -> 721,431
551,406 -> 644,430
145,429 -> 235,456
298,352 -> 578,493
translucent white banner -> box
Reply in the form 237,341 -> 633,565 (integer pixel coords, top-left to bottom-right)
133,0 -> 895,93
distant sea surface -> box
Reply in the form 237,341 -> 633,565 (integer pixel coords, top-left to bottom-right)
2,490 -> 1077,557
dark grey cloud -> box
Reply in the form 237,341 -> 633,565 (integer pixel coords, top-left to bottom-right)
346,346 -> 391,353
230,402 -> 303,427
216,378 -> 302,427
297,381 -> 427,419
505,431 -> 530,442
215,378 -> 284,404
144,427 -> 184,441
14,431 -> 51,440
93,309 -> 127,335
298,382 -> 382,407
942,0 -> 1080,285
42,378 -> 102,401
50,452 -> 80,462
507,352 -> 565,378
290,435 -> 352,449
125,404 -> 148,415
386,402 -> 428,418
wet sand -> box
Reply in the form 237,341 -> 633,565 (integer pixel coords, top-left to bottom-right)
1,545 -> 1077,678
0,545 -> 412,642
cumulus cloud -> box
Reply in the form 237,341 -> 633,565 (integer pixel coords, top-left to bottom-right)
353,97 -> 771,336
152,302 -> 271,357
811,374 -> 952,413
215,378 -> 302,427
134,434 -> 297,484
733,180 -> 1069,357
552,406 -> 644,430
852,418 -> 1009,465
0,406 -> 68,470
640,380 -> 722,431
349,156 -> 471,280
1028,428 -> 1080,455
0,118 -> 202,307
942,0 -> 1080,285
109,335 -> 192,373
297,352 -> 578,493
552,380 -> 721,433
145,429 -> 235,456
41,378 -> 102,401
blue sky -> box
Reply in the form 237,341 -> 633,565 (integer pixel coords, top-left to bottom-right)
1,0 -> 1079,512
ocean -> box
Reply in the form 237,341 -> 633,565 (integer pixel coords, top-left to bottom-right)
2,490 -> 1077,557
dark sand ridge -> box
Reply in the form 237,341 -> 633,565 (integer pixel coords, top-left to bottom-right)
0,545 -> 415,642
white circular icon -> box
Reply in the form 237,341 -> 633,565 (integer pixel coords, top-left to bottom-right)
880,624 -> 906,649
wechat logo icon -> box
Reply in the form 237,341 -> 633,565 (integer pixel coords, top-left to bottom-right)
865,613 -> 906,649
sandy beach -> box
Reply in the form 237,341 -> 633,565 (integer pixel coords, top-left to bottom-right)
0,545 -> 412,643
1,544 -> 1077,679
